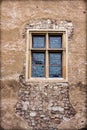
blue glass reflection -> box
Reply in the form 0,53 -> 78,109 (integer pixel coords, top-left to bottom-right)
32,53 -> 45,77
49,66 -> 62,77
32,36 -> 45,48
49,53 -> 62,77
32,66 -> 44,77
32,53 -> 44,65
49,53 -> 62,65
49,36 -> 62,48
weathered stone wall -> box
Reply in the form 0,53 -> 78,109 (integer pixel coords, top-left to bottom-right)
16,82 -> 76,129
1,0 -> 86,83
1,0 -> 87,129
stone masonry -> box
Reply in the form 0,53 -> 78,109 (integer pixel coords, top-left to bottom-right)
16,81 -> 76,129
23,19 -> 74,39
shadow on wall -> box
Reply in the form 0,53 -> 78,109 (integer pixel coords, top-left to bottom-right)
78,128 -> 87,130
0,126 -> 4,130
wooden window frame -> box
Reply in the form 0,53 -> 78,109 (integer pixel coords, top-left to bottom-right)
25,29 -> 68,82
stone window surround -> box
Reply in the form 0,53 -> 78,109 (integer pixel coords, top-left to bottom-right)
25,29 -> 68,82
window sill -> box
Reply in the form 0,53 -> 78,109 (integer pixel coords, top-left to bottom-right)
26,78 -> 68,83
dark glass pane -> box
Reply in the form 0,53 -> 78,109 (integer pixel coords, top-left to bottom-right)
49,53 -> 62,77
32,53 -> 45,77
32,65 -> 44,77
49,36 -> 62,48
49,53 -> 62,65
49,66 -> 62,77
32,36 -> 45,48
32,53 -> 45,65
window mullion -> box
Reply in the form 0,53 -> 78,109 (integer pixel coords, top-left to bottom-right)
46,33 -> 49,78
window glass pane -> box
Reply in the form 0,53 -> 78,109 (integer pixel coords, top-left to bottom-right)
49,53 -> 62,77
49,66 -> 62,77
32,66 -> 44,77
32,53 -> 45,77
49,35 -> 62,48
32,35 -> 45,48
50,53 -> 61,65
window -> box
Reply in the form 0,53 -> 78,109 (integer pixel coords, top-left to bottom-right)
26,30 -> 68,81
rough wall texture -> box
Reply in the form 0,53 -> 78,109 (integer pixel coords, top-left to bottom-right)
16,82 -> 76,129
1,0 -> 87,130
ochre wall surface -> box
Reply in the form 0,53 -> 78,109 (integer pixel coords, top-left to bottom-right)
1,0 -> 87,130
